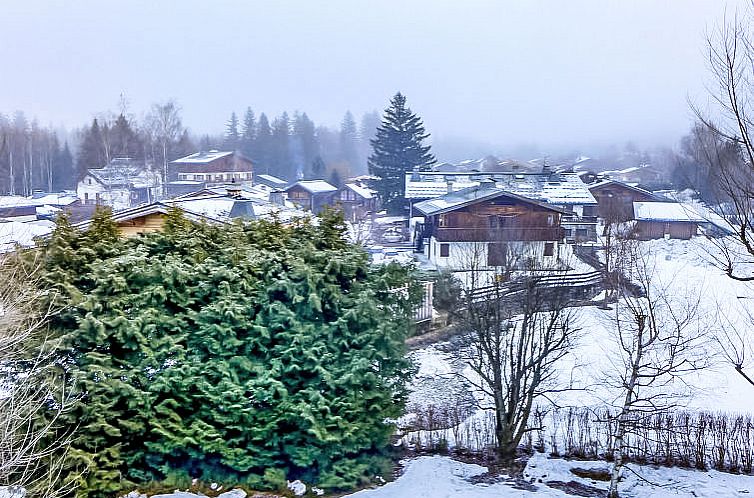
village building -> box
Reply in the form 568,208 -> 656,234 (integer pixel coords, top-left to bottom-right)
167,186 -> 306,223
77,158 -> 161,210
632,201 -> 706,240
587,179 -> 666,222
413,183 -> 567,270
284,180 -> 338,214
170,150 -> 253,185
405,169 -> 598,244
254,174 -> 289,191
72,202 -> 225,237
337,183 -> 378,221
0,193 -> 80,221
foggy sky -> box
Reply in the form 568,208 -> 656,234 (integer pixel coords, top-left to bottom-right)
0,0 -> 744,155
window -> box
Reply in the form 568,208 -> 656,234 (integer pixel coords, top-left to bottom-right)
547,214 -> 555,226
439,243 -> 450,258
544,242 -> 555,257
488,242 -> 508,266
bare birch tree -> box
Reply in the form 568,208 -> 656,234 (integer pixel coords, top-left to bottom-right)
0,257 -> 72,497
604,238 -> 707,498
146,101 -> 183,197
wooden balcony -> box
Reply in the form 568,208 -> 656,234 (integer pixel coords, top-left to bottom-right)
433,226 -> 564,242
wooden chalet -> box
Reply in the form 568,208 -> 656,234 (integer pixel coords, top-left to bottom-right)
73,202 -> 227,237
414,184 -> 567,269
170,151 -> 253,185
337,183 -> 377,221
588,179 -> 663,222
632,202 -> 706,240
284,180 -> 338,214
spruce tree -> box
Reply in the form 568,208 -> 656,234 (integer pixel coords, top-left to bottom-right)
77,118 -> 106,177
310,155 -> 326,179
368,92 -> 435,214
224,112 -> 240,150
254,113 -> 273,175
339,111 -> 359,176
241,107 -> 256,158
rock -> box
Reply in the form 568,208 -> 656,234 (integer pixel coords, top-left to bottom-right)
287,480 -> 306,496
311,487 -> 325,496
217,490 -> 247,498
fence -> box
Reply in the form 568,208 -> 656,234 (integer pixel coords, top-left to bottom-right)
403,404 -> 754,475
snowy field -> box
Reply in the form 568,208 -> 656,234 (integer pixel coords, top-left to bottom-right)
344,452 -> 754,497
408,237 -> 754,415
386,237 -> 754,497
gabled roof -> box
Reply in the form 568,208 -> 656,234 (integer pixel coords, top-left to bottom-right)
343,183 -> 375,199
255,174 -> 288,188
171,150 -> 235,164
587,179 -> 665,200
72,202 -> 229,231
405,171 -> 597,205
285,180 -> 338,194
414,184 -> 568,217
633,202 -> 706,223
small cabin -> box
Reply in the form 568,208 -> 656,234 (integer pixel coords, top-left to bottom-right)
284,180 -> 338,214
632,202 -> 706,240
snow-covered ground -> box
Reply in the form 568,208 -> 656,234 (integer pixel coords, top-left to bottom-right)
344,452 -> 754,497
409,237 -> 754,415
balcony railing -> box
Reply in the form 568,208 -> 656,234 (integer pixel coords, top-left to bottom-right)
434,226 -> 564,242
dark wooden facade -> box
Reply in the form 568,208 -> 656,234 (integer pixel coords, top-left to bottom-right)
634,221 -> 698,240
285,185 -> 337,214
423,195 -> 564,243
589,182 -> 657,221
337,186 -> 377,220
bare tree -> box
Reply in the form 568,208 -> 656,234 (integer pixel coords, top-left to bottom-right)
0,257 -> 72,497
457,245 -> 579,462
603,238 -> 706,498
146,101 -> 183,197
688,3 -> 754,390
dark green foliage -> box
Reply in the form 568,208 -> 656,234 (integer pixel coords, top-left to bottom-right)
368,93 -> 436,214
430,270 -> 462,315
36,208 -> 420,496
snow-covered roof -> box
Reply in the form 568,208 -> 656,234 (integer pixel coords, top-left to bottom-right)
344,183 -> 375,199
633,202 -> 707,223
0,193 -> 79,209
405,171 -> 596,205
0,220 -> 53,253
256,174 -> 288,186
286,180 -> 338,194
171,150 -> 234,164
414,184 -> 567,217
168,196 -> 307,222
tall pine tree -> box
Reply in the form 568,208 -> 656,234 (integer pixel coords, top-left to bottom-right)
368,93 -> 435,214
241,107 -> 256,158
224,112 -> 241,150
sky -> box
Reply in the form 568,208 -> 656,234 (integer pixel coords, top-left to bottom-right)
0,0 -> 745,156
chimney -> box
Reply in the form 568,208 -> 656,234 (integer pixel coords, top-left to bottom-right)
226,183 -> 242,198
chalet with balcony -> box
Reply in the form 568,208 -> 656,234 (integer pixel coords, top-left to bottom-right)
413,183 -> 567,270
284,180 -> 338,214
170,150 -> 253,185
405,169 -> 597,244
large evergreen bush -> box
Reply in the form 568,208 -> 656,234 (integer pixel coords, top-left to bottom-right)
35,208 -> 420,497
